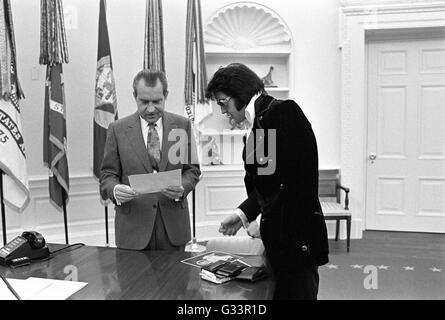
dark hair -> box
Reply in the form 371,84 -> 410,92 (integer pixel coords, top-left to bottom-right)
133,69 -> 169,97
205,63 -> 265,110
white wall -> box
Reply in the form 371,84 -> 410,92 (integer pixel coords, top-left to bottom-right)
2,0 -> 341,244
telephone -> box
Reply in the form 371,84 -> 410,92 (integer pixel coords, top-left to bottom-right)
0,231 -> 50,266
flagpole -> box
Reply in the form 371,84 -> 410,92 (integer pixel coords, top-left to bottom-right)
192,188 -> 196,239
104,204 -> 109,245
62,189 -> 69,244
184,81 -> 206,253
0,170 -> 7,246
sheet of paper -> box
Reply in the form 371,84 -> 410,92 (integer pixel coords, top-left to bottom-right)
0,277 -> 87,300
0,278 -> 32,300
128,169 -> 182,194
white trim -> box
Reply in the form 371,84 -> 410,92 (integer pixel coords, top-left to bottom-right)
205,1 -> 294,46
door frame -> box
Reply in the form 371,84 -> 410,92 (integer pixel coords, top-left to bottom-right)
339,1 -> 445,238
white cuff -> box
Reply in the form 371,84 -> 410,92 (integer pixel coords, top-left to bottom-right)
235,208 -> 250,229
113,185 -> 122,206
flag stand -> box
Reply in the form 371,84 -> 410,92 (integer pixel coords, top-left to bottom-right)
0,170 -> 7,246
104,204 -> 109,246
185,123 -> 205,253
185,187 -> 205,253
62,189 -> 69,244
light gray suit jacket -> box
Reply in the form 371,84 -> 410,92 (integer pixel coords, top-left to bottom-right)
100,111 -> 201,250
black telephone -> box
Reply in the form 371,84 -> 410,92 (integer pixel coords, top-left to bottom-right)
0,231 -> 50,266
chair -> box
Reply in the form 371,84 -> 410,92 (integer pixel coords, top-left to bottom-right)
319,170 -> 351,252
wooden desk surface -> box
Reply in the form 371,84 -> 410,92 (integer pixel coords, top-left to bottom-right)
0,245 -> 274,300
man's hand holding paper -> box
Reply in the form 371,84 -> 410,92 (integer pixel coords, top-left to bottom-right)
162,185 -> 184,201
114,184 -> 138,204
128,169 -> 183,200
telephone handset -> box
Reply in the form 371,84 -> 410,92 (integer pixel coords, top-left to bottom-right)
0,231 -> 50,266
21,231 -> 46,249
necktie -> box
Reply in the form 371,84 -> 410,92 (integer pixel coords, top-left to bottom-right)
147,124 -> 161,169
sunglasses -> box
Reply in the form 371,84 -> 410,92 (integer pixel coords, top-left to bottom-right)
216,96 -> 231,107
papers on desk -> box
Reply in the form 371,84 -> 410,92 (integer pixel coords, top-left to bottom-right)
0,277 -> 87,300
129,169 -> 182,194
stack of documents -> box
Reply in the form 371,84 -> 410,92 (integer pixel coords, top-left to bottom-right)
0,277 -> 87,300
200,269 -> 233,284
199,259 -> 249,285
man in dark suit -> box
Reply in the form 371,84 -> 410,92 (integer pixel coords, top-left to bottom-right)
205,63 -> 329,300
100,69 -> 200,250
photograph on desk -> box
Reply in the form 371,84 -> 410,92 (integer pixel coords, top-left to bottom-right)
180,251 -> 242,269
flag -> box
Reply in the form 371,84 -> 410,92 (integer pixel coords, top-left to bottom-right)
144,0 -> 165,71
94,0 -> 117,182
0,72 -> 29,212
184,0 -> 212,166
40,0 -> 69,211
43,63 -> 69,210
184,0 -> 212,126
0,0 -> 29,212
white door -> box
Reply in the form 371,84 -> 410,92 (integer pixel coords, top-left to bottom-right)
366,35 -> 445,233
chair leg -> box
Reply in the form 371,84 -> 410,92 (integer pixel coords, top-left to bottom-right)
335,220 -> 340,241
346,217 -> 351,252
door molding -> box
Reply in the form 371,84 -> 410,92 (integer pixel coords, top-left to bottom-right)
339,1 -> 445,236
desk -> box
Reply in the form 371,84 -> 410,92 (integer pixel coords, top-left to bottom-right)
0,245 -> 274,300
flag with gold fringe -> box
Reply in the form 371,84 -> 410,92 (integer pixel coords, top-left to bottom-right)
144,0 -> 165,71
94,0 -> 117,184
0,0 -> 29,212
40,0 -> 69,211
184,0 -> 212,127
184,0 -> 212,168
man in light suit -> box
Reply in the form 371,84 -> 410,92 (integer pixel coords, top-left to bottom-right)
100,69 -> 200,250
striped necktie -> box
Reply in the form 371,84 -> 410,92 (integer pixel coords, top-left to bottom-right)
147,123 -> 161,169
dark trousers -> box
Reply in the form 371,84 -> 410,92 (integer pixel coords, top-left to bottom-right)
257,191 -> 321,300
263,240 -> 319,300
270,261 -> 319,300
145,207 -> 185,251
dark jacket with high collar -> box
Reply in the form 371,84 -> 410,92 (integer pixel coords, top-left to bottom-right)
238,94 -> 329,267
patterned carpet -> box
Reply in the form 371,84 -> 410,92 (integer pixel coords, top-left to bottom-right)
318,232 -> 445,300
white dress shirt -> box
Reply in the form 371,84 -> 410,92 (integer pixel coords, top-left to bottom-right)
244,92 -> 260,138
236,93 -> 262,229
